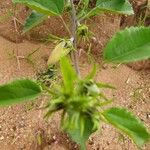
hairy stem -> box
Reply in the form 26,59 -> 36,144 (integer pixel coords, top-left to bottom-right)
70,0 -> 80,76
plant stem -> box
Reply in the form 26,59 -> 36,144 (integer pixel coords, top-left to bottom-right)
59,16 -> 72,36
70,0 -> 80,76
79,7 -> 97,22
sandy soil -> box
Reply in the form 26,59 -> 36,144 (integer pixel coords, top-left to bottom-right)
0,0 -> 150,150
0,38 -> 150,150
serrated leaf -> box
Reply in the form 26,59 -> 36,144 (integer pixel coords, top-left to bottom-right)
0,79 -> 41,106
104,27 -> 150,63
96,0 -> 134,15
103,107 -> 150,147
60,57 -> 77,94
23,11 -> 47,33
13,0 -> 65,15
80,0 -> 133,20
48,40 -> 72,65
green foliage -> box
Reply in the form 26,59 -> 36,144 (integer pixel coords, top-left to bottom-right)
104,27 -> 150,63
13,0 -> 65,32
23,11 -> 47,33
103,107 -> 150,147
37,65 -> 57,87
44,57 -> 150,149
79,0 -> 134,20
13,0 -> 134,33
45,57 -> 110,149
85,64 -> 97,80
77,24 -> 93,42
0,55 -> 150,148
5,0 -> 150,149
65,113 -> 95,150
0,79 -> 41,106
60,57 -> 77,94
13,0 -> 65,15
96,0 -> 134,15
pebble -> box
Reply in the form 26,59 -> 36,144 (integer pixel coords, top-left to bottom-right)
146,113 -> 150,119
74,144 -> 78,149
102,64 -> 108,69
89,137 -> 94,145
0,136 -> 4,140
52,135 -> 56,141
54,140 -> 58,144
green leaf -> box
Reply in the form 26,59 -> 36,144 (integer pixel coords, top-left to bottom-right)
85,64 -> 97,80
44,98 -> 64,118
104,27 -> 150,63
103,107 -> 150,147
60,57 -> 77,94
96,83 -> 116,89
80,0 -> 133,20
23,11 -> 47,33
13,0 -> 65,15
84,0 -> 90,8
96,0 -> 134,15
66,115 -> 95,150
47,40 -> 73,65
0,79 -> 41,106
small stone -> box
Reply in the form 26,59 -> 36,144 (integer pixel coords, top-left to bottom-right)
54,140 -> 58,144
102,64 -> 108,69
89,137 -> 94,145
74,144 -> 78,149
12,125 -> 17,131
0,136 -> 4,140
146,113 -> 150,119
52,135 -> 56,140
20,144 -> 25,150
106,141 -> 110,145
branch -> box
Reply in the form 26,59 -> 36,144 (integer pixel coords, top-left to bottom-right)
70,0 -> 80,76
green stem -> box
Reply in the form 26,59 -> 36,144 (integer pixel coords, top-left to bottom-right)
79,7 -> 97,22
